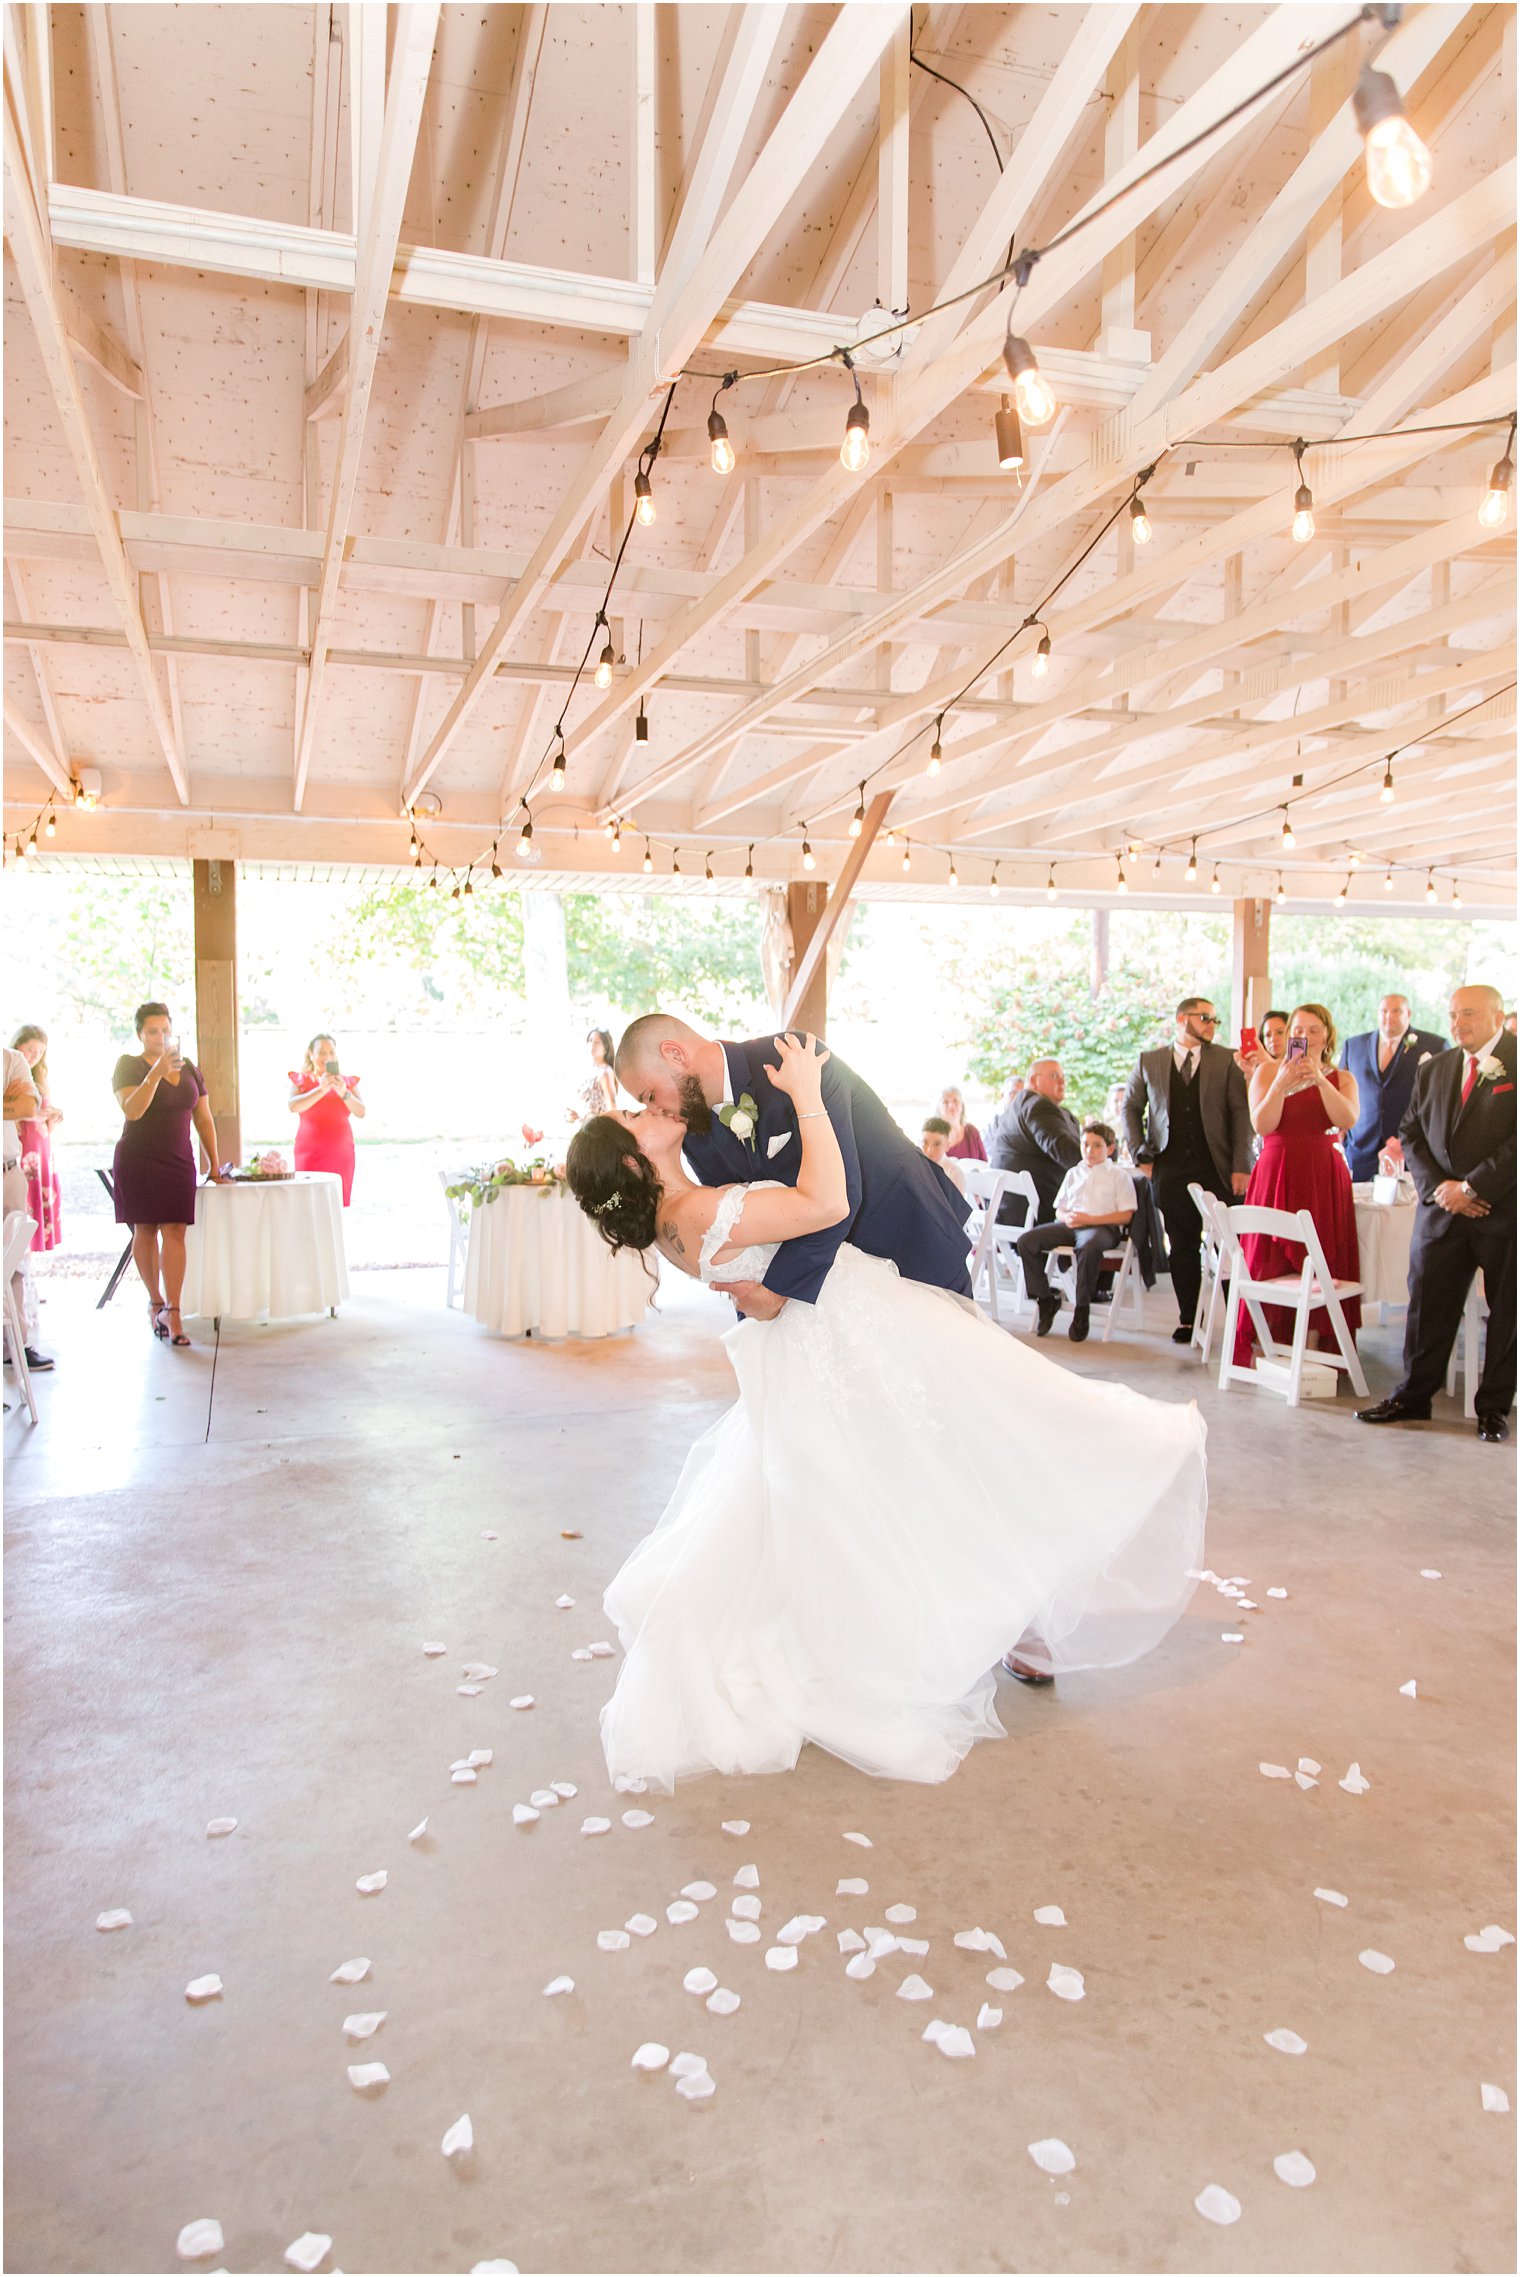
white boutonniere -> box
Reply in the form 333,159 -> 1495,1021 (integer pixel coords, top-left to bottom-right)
1476,1055 -> 1505,1083
717,1092 -> 760,1151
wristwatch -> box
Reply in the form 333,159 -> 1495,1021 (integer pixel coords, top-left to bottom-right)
1462,1180 -> 1478,1200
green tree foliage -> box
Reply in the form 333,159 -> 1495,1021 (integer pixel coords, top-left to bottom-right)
564,892 -> 768,1028
323,874 -> 527,1015
1269,914 -> 1500,1039
49,873 -> 195,1026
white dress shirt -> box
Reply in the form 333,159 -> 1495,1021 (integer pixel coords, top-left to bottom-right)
1172,1041 -> 1202,1080
1054,1159 -> 1137,1223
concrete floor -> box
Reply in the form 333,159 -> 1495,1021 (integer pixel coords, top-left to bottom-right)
5,1267 -> 1514,2276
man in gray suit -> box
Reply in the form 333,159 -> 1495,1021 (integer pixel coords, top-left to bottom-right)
1123,996 -> 1252,1343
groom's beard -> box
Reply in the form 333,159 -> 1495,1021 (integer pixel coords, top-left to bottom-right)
677,1075 -> 713,1135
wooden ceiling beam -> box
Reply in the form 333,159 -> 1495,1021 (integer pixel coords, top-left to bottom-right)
2,690 -> 73,799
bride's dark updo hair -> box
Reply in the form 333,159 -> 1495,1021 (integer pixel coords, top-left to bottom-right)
565,1114 -> 661,1254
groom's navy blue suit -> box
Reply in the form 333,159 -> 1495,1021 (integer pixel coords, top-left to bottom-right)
679,1036 -> 972,1306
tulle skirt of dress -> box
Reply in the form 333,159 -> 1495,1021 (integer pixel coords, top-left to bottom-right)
602,1247 -> 1207,1791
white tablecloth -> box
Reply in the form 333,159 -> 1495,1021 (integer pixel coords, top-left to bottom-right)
464,1183 -> 651,1338
183,1173 -> 349,1322
1353,1189 -> 1418,1308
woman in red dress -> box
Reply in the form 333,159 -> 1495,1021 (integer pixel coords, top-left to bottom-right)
288,1033 -> 365,1204
1233,1001 -> 1362,1370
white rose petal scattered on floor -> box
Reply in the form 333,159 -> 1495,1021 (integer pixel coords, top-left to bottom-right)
626,1914 -> 658,1939
1464,1925 -> 1516,1953
706,1987 -> 741,2015
1046,1965 -> 1085,2002
1267,1587 -> 1288,1598
543,1976 -> 574,1997
581,1817 -> 611,1836
512,1805 -> 540,1827
1274,2151 -> 1316,2187
329,1958 -> 371,1984
347,2063 -> 389,2090
843,1831 -> 873,1847
732,1864 -> 760,1889
356,1872 -> 387,1894
528,1790 -> 559,1809
1399,1680 -> 1417,1699
986,1967 -> 1024,1993
597,1931 -> 630,1952
1264,2028 -> 1308,2054
1027,2139 -> 1075,2176
838,1929 -> 866,1954
675,2069 -> 716,2101
510,1696 -> 535,1710
554,1595 -> 575,1609
721,1821 -> 751,1836
1237,1600 -> 1257,1611
866,1932 -> 900,1960
456,1685 -> 482,1698
844,1953 -> 876,1980
616,1777 -> 649,1795
667,1902 -> 700,1926
1194,2185 -> 1241,2227
1033,1906 -> 1066,1927
442,2116 -> 473,2159
185,1975 -> 223,2002
622,1810 -> 654,1830
896,1936 -> 930,1957
1314,1889 -> 1348,1908
923,2021 -> 976,2059
342,2012 -> 386,2040
765,1946 -> 798,1972
570,1650 -> 593,1663
1359,1949 -> 1396,1974
836,1877 -> 869,1897
408,1820 -> 428,1843
176,2219 -> 224,2260
884,1904 -> 916,1924
469,1750 -> 494,1769
726,1920 -> 761,1945
684,1967 -> 719,1995
977,2004 -> 1003,2030
1295,1773 -> 1318,1790
631,2043 -> 669,2073
896,1974 -> 933,2001
587,1642 -> 616,1659
550,1781 -> 577,1799
1221,1633 -> 1245,1644
283,2234 -> 332,2272
1481,2083 -> 1510,2113
680,1882 -> 717,1903
669,2051 -> 707,2079
96,1910 -> 133,1932
730,1894 -> 762,1921
480,1531 -> 498,1542
954,1928 -> 1006,1957
1259,1763 -> 1291,1780
778,1915 -> 825,1945
1420,1570 -> 1442,1581
452,1770 -> 478,1786
422,1644 -> 446,1658
461,1664 -> 497,1682
470,2263 -> 517,2274
205,1818 -> 237,1837
1297,1759 -> 1320,1778
1340,1763 -> 1371,1794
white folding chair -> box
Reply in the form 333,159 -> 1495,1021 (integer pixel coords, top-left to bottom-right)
1445,1271 -> 1489,1419
1043,1231 -> 1146,1339
959,1164 -> 1010,1320
439,1171 -> 469,1309
989,1171 -> 1041,1325
3,1209 -> 40,1424
1190,1185 -> 1232,1366
1216,1204 -> 1368,1406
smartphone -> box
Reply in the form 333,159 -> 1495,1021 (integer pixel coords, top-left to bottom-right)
1286,1034 -> 1308,1061
1240,1026 -> 1258,1058
326,1056 -> 340,1078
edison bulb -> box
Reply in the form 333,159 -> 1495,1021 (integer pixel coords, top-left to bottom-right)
635,486 -> 656,528
594,644 -> 615,690
1291,489 -> 1315,544
840,402 -> 871,474
1479,480 -> 1510,529
1032,635 -> 1051,679
1364,113 -> 1432,209
1129,501 -> 1152,546
707,409 -> 735,476
1003,336 -> 1056,427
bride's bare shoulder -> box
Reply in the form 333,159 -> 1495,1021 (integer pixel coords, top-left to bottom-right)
660,1183 -> 720,1266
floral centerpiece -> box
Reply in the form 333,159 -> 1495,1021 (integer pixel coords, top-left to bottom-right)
445,1151 -> 566,1214
235,1149 -> 292,1182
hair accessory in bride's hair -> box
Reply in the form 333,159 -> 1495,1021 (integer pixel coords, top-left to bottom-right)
592,1190 -> 622,1216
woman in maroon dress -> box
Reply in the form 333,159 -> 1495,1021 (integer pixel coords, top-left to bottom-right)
939,1085 -> 987,1162
1232,1001 -> 1362,1371
287,1032 -> 365,1204
113,1001 -> 229,1345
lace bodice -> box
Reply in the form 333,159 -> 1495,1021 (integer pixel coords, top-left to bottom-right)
698,1181 -> 783,1285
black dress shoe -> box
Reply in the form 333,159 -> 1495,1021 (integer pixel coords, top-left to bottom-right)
1476,1413 -> 1511,1444
1171,1323 -> 1193,1345
1356,1395 -> 1431,1425
1034,1297 -> 1060,1338
22,1347 -> 54,1372
1069,1304 -> 1090,1343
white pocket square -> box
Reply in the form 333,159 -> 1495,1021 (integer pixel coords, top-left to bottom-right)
767,1132 -> 794,1158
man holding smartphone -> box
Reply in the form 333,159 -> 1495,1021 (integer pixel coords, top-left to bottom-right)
1123,997 -> 1253,1343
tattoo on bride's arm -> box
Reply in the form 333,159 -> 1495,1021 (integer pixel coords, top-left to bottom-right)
661,1219 -> 686,1255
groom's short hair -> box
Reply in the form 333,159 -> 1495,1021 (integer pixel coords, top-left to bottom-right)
616,1013 -> 701,1086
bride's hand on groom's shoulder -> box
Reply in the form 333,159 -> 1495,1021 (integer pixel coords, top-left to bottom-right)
765,1031 -> 829,1104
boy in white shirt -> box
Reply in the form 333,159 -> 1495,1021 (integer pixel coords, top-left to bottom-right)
919,1116 -> 967,1195
1015,1120 -> 1136,1342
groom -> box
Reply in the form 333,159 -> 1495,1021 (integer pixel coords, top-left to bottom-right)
614,1015 -> 972,1317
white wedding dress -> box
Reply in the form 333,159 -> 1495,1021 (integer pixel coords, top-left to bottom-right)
601,1183 -> 1207,1790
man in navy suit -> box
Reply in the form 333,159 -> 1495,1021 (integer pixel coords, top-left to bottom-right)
1358,985 -> 1516,1442
614,1015 -> 971,1317
1340,994 -> 1446,1181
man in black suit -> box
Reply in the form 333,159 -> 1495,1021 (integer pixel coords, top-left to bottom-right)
987,1058 -> 1081,1226
1123,995 -> 1253,1343
1358,984 -> 1516,1442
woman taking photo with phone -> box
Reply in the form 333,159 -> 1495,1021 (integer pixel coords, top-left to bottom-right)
113,1002 -> 229,1345
1232,1002 -> 1361,1373
288,1033 -> 365,1204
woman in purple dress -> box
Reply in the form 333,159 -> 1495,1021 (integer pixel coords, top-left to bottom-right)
112,1001 -> 229,1346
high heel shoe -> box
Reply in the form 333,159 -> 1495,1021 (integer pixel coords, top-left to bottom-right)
164,1306 -> 191,1348
149,1302 -> 169,1341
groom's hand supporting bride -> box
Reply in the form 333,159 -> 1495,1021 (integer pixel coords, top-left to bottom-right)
712,1278 -> 788,1320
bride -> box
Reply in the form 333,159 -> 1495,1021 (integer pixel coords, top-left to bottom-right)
566,1035 -> 1206,1790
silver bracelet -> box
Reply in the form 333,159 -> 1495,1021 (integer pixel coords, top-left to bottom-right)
799,1110 -> 828,1120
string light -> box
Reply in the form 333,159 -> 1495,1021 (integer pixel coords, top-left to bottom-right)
1480,419 -> 1515,527
1115,854 -> 1128,895
849,787 -> 866,838
744,845 -> 754,879
1353,64 -> 1433,211
1280,808 -> 1295,850
927,719 -> 943,775
707,377 -> 736,475
1045,867 -> 1058,903
1128,494 -> 1152,546
490,843 -> 502,880
1451,880 -> 1463,908
948,855 -> 959,886
594,629 -> 615,690
516,814 -> 533,857
549,730 -> 567,790
1031,630 -> 1051,678
634,703 -> 649,744
801,828 -> 816,872
1275,874 -> 1287,906
990,865 -> 1001,898
20,832 -> 36,860
43,808 -> 56,838
633,470 -> 655,527
840,365 -> 870,474
1380,760 -> 1395,803
1336,872 -> 1350,906
1383,867 -> 1394,891
1290,441 -> 1315,543
1425,871 -> 1437,904
704,851 -> 715,881
643,838 -> 654,874
1002,331 -> 1056,427
901,839 -> 912,875
1209,864 -> 1222,895
671,848 -> 681,876
1185,839 -> 1198,882
463,876 -> 474,897
994,396 -> 1025,470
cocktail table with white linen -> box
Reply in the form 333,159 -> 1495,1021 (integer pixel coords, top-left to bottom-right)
183,1172 -> 349,1324
464,1182 -> 651,1339
1353,1180 -> 1418,1312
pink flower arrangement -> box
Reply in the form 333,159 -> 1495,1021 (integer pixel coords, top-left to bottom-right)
521,1121 -> 544,1148
255,1149 -> 289,1178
